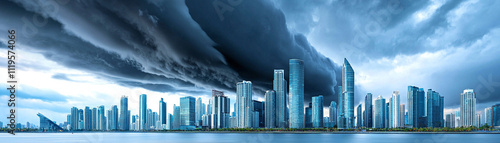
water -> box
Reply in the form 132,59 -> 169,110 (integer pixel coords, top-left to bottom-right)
2,133 -> 498,143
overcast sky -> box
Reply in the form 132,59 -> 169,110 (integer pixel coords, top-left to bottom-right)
1,0 -> 500,126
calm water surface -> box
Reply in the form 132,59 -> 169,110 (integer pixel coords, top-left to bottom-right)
2,133 -> 499,143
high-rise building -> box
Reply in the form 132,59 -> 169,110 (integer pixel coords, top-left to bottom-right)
265,90 -> 276,128
180,96 -> 196,129
337,86 -> 345,129
70,107 -> 79,130
427,89 -> 444,128
78,109 -> 83,130
212,90 -> 230,129
91,107 -> 97,130
364,93 -> 373,128
475,114 -> 481,127
485,107 -> 492,126
374,96 -> 386,128
342,58 -> 355,129
274,69 -> 288,128
445,113 -> 455,128
173,104 -> 181,129
390,91 -> 400,128
305,103 -> 312,128
408,86 -> 426,128
356,104 -> 362,128
146,109 -> 153,129
167,114 -> 173,130
254,100 -> 265,128
312,95 -> 324,128
139,94 -> 147,130
98,105 -> 105,130
385,102 -> 390,128
84,106 -> 92,130
460,89 -> 476,127
491,104 -> 500,129
120,96 -> 129,131
329,101 -> 337,127
289,59 -> 304,129
196,97 -> 203,127
400,104 -> 405,127
159,98 -> 167,129
237,80 -> 253,128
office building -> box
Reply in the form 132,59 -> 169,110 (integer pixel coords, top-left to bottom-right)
196,97 -> 203,127
329,101 -> 337,127
312,95 -> 324,128
159,98 -> 167,129
364,93 -> 373,128
305,103 -> 312,128
274,69 -> 288,128
173,104 -> 181,129
91,107 -> 97,130
212,90 -> 230,129
485,107 -> 492,126
400,104 -> 405,127
445,113 -> 455,128
374,96 -> 386,128
139,94 -> 147,130
337,86 -> 345,129
180,96 -> 196,129
408,86 -> 426,128
98,105 -> 105,130
356,104 -> 362,128
265,90 -> 276,128
120,96 -> 129,130
342,58 -> 355,129
70,107 -> 78,130
289,59 -> 304,128
237,80 -> 254,128
491,104 -> 500,129
390,91 -> 400,128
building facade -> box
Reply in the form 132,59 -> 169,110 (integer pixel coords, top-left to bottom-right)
180,96 -> 196,129
237,80 -> 253,128
274,69 -> 288,128
212,90 -> 230,129
265,90 -> 276,128
289,59 -> 304,128
312,95 -> 324,128
342,58 -> 355,129
460,89 -> 476,127
374,96 -> 386,128
139,94 -> 147,130
364,93 -> 373,128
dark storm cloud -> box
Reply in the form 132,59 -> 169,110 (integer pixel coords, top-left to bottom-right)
1,0 -> 340,102
185,0 -> 340,104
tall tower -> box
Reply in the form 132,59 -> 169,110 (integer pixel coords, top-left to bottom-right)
342,58 -> 355,128
212,90 -> 230,129
391,91 -> 400,128
364,93 -> 373,128
273,69 -> 288,128
139,94 -> 147,130
159,98 -> 167,127
237,80 -> 253,128
312,95 -> 324,128
195,98 -> 203,127
289,59 -> 304,128
265,90 -> 276,128
461,89 -> 476,127
120,96 -> 129,130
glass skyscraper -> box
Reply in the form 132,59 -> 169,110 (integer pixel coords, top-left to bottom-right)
120,96 -> 129,131
92,107 -> 97,130
173,104 -> 180,129
427,89 -> 444,127
342,58 -> 355,128
237,80 -> 253,128
312,95 -> 323,128
196,97 -> 203,127
84,106 -> 92,130
265,90 -> 276,128
212,90 -> 230,129
159,98 -> 167,127
305,103 -> 312,128
485,107 -> 492,126
492,104 -> 500,129
337,86 -> 344,128
139,94 -> 147,130
408,86 -> 426,128
289,59 -> 304,128
365,93 -> 373,128
390,91 -> 400,128
460,89 -> 476,127
180,96 -> 196,129
329,101 -> 337,127
374,96 -> 386,128
356,104 -> 362,128
273,69 -> 288,128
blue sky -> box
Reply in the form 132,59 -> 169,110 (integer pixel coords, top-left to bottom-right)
1,0 -> 500,126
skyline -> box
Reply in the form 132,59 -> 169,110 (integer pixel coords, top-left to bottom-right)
1,0 -> 500,127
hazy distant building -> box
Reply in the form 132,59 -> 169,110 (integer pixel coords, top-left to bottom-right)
460,89 -> 476,127
399,104 -> 405,127
274,69 -> 288,128
312,95 -> 324,128
289,59 -> 304,128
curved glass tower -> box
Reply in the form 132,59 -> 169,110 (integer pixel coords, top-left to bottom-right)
289,59 -> 304,128
342,58 -> 355,128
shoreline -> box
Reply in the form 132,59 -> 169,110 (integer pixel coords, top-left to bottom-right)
10,131 -> 500,134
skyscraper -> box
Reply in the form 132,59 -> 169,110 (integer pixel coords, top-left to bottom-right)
196,97 -> 203,127
84,106 -> 92,130
390,91 -> 400,128
400,104 -> 405,127
70,107 -> 78,130
98,105 -> 105,131
237,80 -> 253,128
408,86 -> 426,128
109,105 -> 118,130
427,89 -> 444,127
305,103 -> 312,128
274,69 -> 288,128
445,113 -> 455,128
491,104 -> 500,129
180,96 -> 196,129
485,107 -> 492,126
139,94 -> 147,130
329,101 -> 337,127
173,104 -> 180,129
374,96 -> 386,128
342,58 -> 355,129
312,95 -> 323,128
91,107 -> 97,130
289,59 -> 304,128
356,104 -> 362,128
254,100 -> 265,128
120,96 -> 129,131
212,90 -> 230,129
159,98 -> 167,128
460,89 -> 476,127
265,90 -> 276,128
337,86 -> 345,129
364,93 -> 373,128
